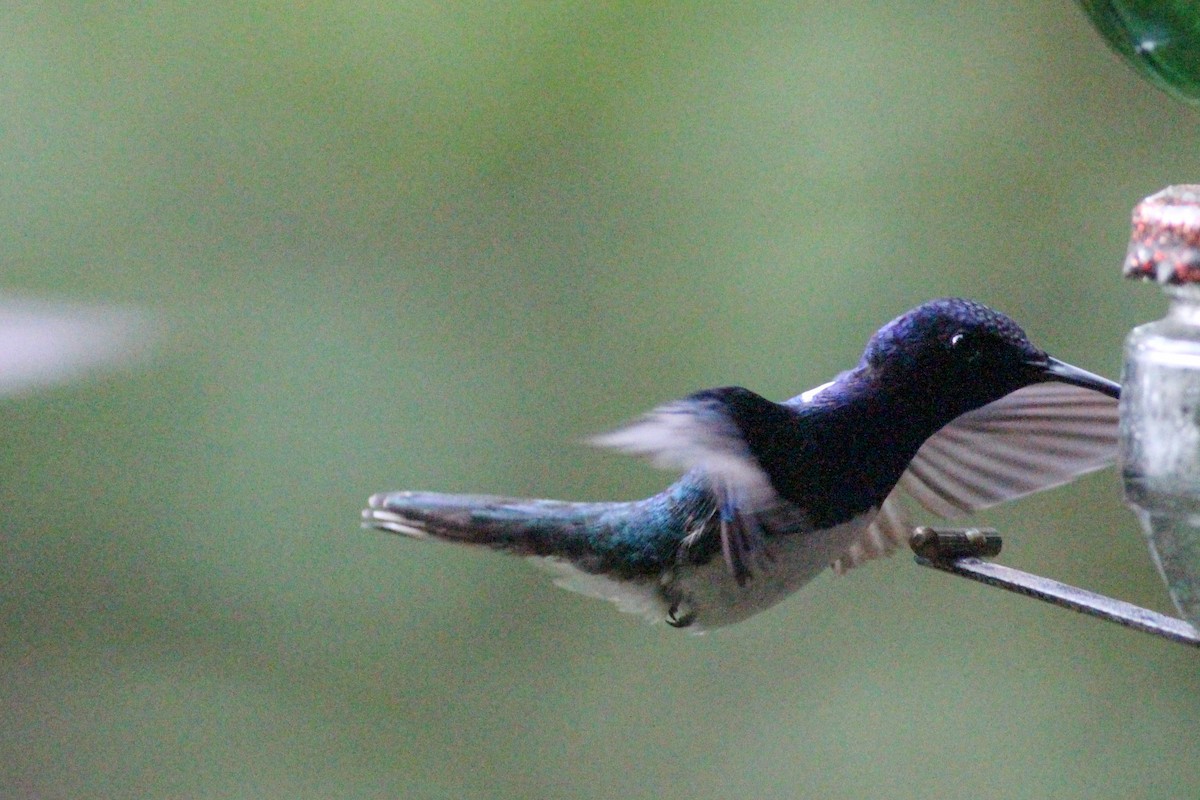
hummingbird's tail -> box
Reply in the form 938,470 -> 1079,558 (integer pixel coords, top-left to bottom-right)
364,484 -> 710,623
362,489 -> 695,622
362,491 -> 637,562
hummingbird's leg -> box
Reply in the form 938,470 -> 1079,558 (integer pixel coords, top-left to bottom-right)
666,600 -> 696,628
665,513 -> 708,629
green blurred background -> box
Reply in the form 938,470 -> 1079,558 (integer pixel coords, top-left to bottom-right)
3,2 -> 1198,798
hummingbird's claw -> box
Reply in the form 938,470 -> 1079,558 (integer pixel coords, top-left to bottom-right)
667,602 -> 696,628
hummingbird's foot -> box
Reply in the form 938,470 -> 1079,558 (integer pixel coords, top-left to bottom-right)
666,601 -> 696,628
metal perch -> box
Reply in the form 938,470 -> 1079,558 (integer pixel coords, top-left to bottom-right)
910,527 -> 1200,648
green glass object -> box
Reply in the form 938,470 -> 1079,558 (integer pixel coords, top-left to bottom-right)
1077,0 -> 1200,103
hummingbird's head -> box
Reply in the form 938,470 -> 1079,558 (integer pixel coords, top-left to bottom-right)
860,298 -> 1119,419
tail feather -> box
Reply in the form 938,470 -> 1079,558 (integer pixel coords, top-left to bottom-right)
363,491 -> 626,559
364,482 -> 709,577
362,489 -> 689,623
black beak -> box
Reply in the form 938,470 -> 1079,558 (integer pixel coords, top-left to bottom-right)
1037,356 -> 1121,399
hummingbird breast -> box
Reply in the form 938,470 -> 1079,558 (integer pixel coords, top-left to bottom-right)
664,509 -> 877,630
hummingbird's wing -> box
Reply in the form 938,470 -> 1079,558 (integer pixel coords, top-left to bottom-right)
898,382 -> 1118,517
0,297 -> 158,395
592,390 -> 809,585
832,382 -> 1119,574
830,494 -> 910,574
590,394 -> 776,506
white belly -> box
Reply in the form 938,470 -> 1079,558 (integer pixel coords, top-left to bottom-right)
669,510 -> 876,630
532,509 -> 878,631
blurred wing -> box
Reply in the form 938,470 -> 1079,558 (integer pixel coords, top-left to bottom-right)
591,395 -> 774,505
592,392 -> 804,585
831,493 -> 911,574
898,382 -> 1119,518
0,296 -> 158,395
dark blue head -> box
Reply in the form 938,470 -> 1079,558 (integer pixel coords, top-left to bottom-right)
859,298 -> 1118,422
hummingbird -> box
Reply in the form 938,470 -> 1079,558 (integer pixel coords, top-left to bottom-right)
363,298 -> 1120,630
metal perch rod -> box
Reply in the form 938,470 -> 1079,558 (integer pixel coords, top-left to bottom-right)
910,527 -> 1200,648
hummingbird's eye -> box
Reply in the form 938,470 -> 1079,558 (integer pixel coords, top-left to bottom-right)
948,331 -> 983,362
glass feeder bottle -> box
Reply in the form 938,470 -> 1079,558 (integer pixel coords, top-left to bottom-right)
1121,185 -> 1200,628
